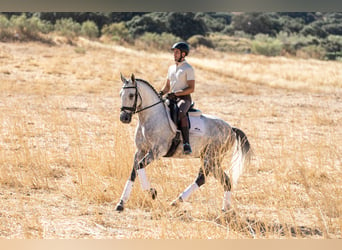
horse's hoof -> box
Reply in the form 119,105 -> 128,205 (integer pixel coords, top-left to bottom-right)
150,188 -> 157,200
170,197 -> 183,207
221,206 -> 232,213
115,200 -> 124,212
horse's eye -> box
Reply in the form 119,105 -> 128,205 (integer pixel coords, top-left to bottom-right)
129,93 -> 134,99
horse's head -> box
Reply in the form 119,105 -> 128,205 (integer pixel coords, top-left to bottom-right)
119,73 -> 140,123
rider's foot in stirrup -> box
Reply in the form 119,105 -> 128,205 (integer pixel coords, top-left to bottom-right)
183,143 -> 192,155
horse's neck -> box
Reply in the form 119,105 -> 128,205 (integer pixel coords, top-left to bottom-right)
137,81 -> 160,109
137,82 -> 166,123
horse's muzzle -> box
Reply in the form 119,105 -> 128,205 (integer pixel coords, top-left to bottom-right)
120,111 -> 132,124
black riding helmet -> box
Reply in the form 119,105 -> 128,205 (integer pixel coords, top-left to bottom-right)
171,42 -> 190,56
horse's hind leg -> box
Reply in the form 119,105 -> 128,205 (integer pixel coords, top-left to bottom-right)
201,146 -> 233,212
171,147 -> 216,207
212,167 -> 233,211
170,166 -> 209,207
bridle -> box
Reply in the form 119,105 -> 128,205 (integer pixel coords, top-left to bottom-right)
120,84 -> 163,114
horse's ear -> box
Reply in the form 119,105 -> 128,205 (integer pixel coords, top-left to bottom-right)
131,73 -> 135,83
120,73 -> 126,83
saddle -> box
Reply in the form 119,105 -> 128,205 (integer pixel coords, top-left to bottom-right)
164,98 -> 202,157
168,99 -> 202,129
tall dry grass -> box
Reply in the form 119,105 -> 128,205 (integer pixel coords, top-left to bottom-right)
0,39 -> 341,238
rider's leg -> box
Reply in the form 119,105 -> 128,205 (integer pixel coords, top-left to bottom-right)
178,99 -> 192,154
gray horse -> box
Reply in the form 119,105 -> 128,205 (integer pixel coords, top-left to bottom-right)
116,73 -> 251,212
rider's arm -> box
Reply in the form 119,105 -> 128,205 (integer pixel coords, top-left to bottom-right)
160,79 -> 170,95
174,80 -> 195,96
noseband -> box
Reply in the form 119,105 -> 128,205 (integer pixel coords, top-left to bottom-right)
120,84 -> 163,114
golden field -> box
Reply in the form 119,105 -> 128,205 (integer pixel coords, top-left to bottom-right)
0,38 -> 341,238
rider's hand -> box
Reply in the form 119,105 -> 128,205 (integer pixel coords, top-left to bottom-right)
166,92 -> 176,101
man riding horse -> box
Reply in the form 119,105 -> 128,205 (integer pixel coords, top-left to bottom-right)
159,42 -> 194,155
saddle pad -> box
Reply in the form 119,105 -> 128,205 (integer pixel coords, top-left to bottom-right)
164,102 -> 205,135
189,115 -> 205,135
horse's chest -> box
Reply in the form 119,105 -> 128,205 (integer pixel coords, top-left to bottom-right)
140,125 -> 161,141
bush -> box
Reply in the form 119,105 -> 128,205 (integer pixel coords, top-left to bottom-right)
187,35 -> 214,48
276,32 -> 321,55
251,34 -> 283,56
1,14 -> 53,41
0,14 -> 10,28
300,23 -> 328,38
54,18 -> 81,38
208,33 -> 252,53
101,22 -> 132,43
296,45 -> 326,60
134,32 -> 181,51
278,15 -> 305,34
0,15 -> 12,41
81,20 -> 99,39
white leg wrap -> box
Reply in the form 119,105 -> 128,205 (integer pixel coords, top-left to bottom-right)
222,191 -> 232,211
120,180 -> 134,203
137,168 -> 151,191
180,182 -> 199,201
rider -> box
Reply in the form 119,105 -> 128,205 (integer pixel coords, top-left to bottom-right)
159,42 -> 195,155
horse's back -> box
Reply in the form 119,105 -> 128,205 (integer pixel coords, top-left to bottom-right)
201,113 -> 232,136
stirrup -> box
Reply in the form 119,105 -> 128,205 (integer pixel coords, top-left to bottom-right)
183,143 -> 192,154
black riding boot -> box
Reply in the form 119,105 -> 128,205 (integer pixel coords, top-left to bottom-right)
180,126 -> 192,155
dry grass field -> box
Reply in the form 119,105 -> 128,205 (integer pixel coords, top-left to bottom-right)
0,38 -> 341,239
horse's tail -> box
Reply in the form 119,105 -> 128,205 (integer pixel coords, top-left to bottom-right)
231,127 -> 251,189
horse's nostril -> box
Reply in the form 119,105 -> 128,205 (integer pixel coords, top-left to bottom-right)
120,111 -> 132,123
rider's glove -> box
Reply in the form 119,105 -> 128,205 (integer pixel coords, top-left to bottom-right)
166,92 -> 176,101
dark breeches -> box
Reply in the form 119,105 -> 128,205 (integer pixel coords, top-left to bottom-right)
177,96 -> 191,127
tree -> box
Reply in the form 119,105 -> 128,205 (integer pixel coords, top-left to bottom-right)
232,13 -> 281,36
166,12 -> 207,40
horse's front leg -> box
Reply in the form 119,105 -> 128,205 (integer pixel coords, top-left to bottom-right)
136,149 -> 157,199
115,149 -> 156,212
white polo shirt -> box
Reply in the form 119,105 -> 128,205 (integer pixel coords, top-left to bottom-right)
167,60 -> 195,92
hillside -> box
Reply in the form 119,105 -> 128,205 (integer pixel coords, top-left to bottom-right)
1,12 -> 342,60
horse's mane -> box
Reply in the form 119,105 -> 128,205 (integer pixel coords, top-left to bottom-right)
136,78 -> 161,99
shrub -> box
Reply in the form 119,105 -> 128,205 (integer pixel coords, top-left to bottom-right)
296,45 -> 326,60
276,32 -> 321,55
54,18 -> 81,38
3,14 -> 53,41
300,23 -> 328,38
134,32 -> 181,51
0,14 -> 10,28
208,33 -> 252,53
251,34 -> 283,56
0,15 -> 12,41
81,20 -> 99,39
187,35 -> 214,48
101,22 -> 132,43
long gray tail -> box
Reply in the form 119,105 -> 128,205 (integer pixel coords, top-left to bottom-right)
232,127 -> 251,155
231,127 -> 251,188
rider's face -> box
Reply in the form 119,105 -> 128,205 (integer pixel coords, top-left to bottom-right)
173,49 -> 182,62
